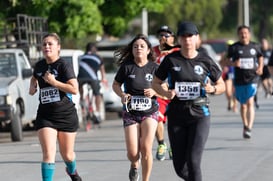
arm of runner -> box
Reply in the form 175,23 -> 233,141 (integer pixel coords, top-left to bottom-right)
29,76 -> 38,95
152,76 -> 175,100
256,56 -> 263,75
100,64 -> 108,86
112,80 -> 130,104
43,71 -> 79,95
204,77 -> 225,95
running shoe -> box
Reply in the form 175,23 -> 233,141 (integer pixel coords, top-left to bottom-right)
156,143 -> 167,161
66,168 -> 82,181
129,167 -> 139,181
243,126 -> 251,139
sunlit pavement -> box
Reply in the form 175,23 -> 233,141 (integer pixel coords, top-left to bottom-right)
1,87 -> 273,180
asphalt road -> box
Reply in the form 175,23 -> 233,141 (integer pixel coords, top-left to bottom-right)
1,88 -> 273,181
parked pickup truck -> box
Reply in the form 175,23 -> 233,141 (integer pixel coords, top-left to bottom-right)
0,49 -> 39,142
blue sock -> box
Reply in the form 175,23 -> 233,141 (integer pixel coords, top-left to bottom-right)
41,162 -> 55,181
65,159 -> 76,174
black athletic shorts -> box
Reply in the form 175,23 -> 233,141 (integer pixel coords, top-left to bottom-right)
78,78 -> 101,96
35,107 -> 79,132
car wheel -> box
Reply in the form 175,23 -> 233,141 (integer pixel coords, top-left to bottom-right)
11,104 -> 23,142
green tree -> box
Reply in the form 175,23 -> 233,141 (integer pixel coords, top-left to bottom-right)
250,0 -> 273,40
48,0 -> 103,38
99,0 -> 171,36
219,0 -> 273,41
219,0 -> 237,34
0,0 -> 103,39
150,0 -> 226,38
0,0 -> 171,39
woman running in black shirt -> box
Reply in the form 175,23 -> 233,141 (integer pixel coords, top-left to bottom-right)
152,22 -> 225,181
112,34 -> 160,181
29,33 -> 82,181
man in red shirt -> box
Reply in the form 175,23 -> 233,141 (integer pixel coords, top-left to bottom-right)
153,25 -> 180,161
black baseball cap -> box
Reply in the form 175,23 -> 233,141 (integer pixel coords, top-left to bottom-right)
157,25 -> 174,35
177,21 -> 199,36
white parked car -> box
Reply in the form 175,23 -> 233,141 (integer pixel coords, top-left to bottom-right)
60,49 -> 106,124
60,49 -> 83,76
60,49 -> 84,124
98,51 -> 123,117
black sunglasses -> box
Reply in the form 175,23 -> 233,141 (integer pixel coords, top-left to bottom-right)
159,34 -> 172,38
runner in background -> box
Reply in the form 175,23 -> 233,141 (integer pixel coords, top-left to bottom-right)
153,25 -> 180,161
259,38 -> 272,98
219,40 -> 238,112
78,42 -> 107,125
226,25 -> 263,139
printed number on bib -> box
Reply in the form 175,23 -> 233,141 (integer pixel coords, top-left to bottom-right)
175,82 -> 201,100
240,58 -> 254,69
41,87 -> 61,104
130,96 -> 152,111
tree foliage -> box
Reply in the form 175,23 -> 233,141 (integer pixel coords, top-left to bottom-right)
220,0 -> 273,41
48,0 -> 103,38
219,0 -> 238,33
99,0 -> 171,36
0,0 -> 170,39
2,0 -> 273,43
149,0 -> 225,39
250,0 -> 273,40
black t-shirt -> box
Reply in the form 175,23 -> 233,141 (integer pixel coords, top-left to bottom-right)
155,51 -> 222,95
227,41 -> 263,85
33,58 -> 76,115
155,51 -> 222,120
78,53 -> 103,79
262,49 -> 271,66
268,49 -> 273,66
115,60 -> 159,116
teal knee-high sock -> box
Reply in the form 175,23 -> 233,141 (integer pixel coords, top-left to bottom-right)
65,159 -> 76,174
41,162 -> 55,181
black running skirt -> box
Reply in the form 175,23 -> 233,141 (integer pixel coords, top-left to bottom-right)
35,107 -> 79,132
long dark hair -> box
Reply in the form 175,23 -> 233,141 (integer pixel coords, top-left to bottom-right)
114,34 -> 156,65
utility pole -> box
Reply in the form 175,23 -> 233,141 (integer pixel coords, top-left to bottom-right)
238,0 -> 249,26
142,8 -> 148,36
243,0 -> 249,26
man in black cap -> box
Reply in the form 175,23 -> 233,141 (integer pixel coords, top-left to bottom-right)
154,25 -> 176,58
153,25 -> 180,161
152,21 -> 225,180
